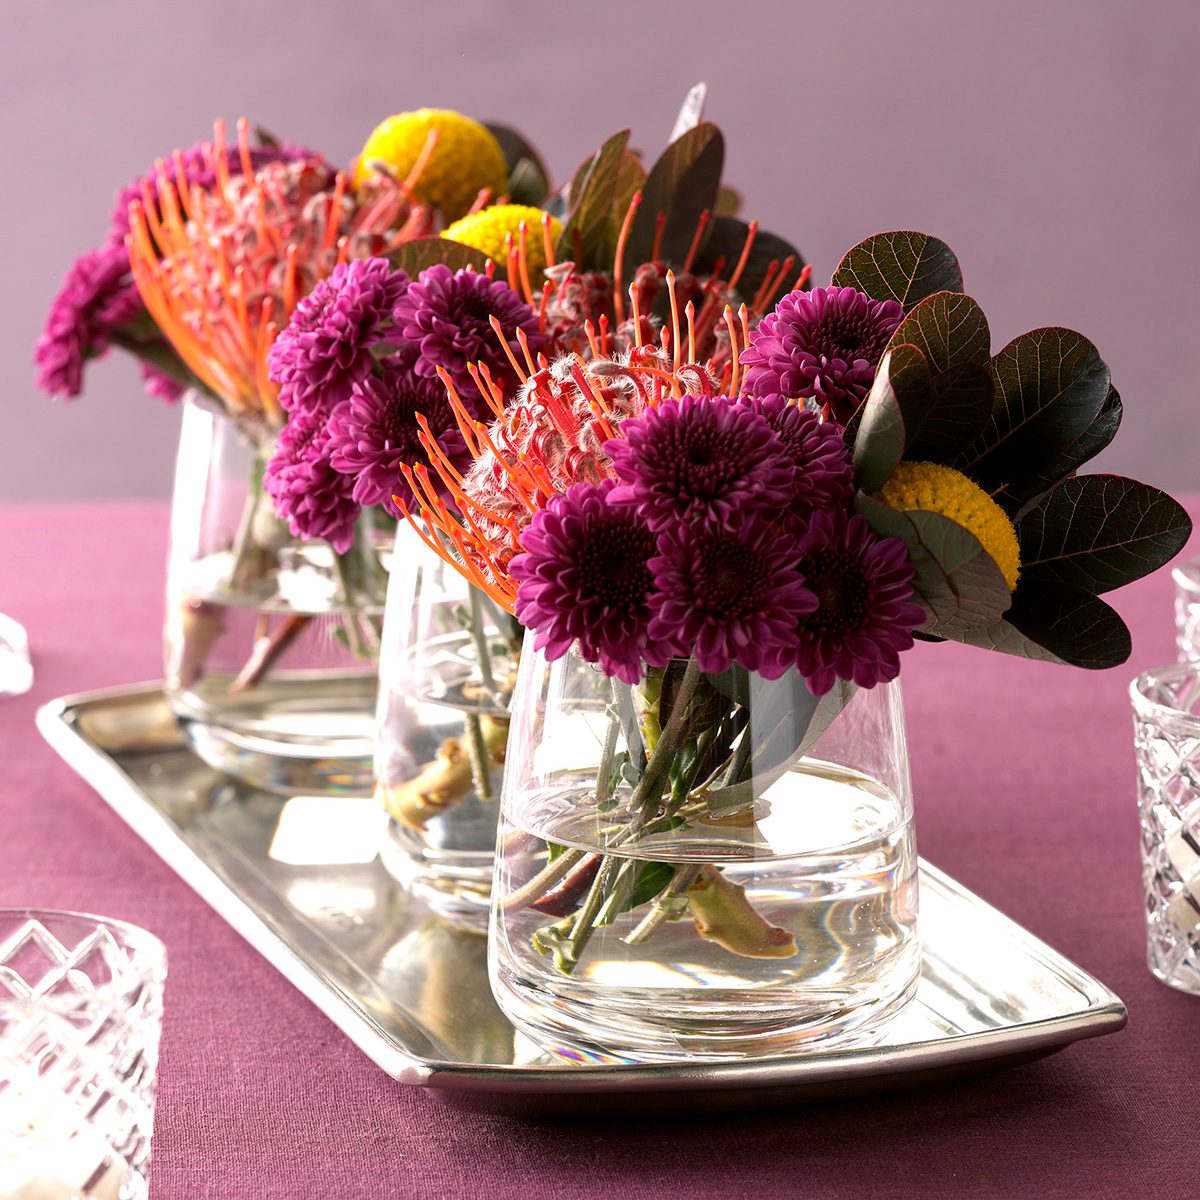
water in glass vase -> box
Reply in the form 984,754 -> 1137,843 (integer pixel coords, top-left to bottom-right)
376,685 -> 509,930
167,542 -> 385,795
491,762 -> 919,1062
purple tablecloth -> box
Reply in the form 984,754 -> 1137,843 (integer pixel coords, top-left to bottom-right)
2,499 -> 1197,1199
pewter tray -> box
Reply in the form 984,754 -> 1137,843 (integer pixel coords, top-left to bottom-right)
37,684 -> 1126,1113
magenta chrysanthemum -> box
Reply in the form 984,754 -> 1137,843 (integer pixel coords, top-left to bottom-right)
607,394 -> 796,532
789,510 -> 924,694
34,244 -> 145,399
648,518 -> 817,677
392,264 -> 545,397
742,394 -> 855,517
264,411 -> 360,553
267,257 -> 409,417
511,481 -> 661,684
741,286 -> 904,425
140,364 -> 184,403
327,360 -> 464,513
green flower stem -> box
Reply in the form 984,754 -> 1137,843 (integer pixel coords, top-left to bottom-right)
468,588 -> 500,701
623,863 -> 704,945
228,454 -> 268,595
628,657 -> 702,815
463,713 -> 495,803
562,855 -> 624,969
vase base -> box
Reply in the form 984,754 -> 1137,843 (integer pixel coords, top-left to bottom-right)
170,672 -> 377,795
378,821 -> 493,934
491,952 -> 922,1064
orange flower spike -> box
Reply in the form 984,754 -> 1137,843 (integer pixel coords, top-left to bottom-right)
515,327 -> 537,376
538,280 -> 552,333
738,304 -> 752,367
487,315 -> 529,384
465,363 -> 504,421
583,320 -> 601,359
612,190 -> 641,327
682,209 -> 711,274
541,211 -> 557,270
517,221 -> 535,306
629,284 -> 644,348
724,305 -> 741,394
236,117 -> 255,182
170,151 -> 194,222
598,314 -> 611,358
212,119 -> 231,195
475,363 -> 510,418
394,498 -> 445,557
434,366 -> 483,456
322,172 -> 348,255
666,270 -> 682,372
750,260 -> 780,314
504,233 -> 520,294
283,243 -> 299,316
794,263 -> 813,292
686,300 -> 697,365
727,219 -> 758,292
650,212 -> 667,264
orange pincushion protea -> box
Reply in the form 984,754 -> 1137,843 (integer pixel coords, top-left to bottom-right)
126,119 -> 433,424
399,273 -> 756,609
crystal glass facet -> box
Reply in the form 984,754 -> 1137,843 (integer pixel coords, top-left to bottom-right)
1131,663 -> 1200,995
0,910 -> 166,1200
165,395 -> 391,795
374,528 -> 518,931
489,640 -> 921,1062
1173,560 -> 1200,662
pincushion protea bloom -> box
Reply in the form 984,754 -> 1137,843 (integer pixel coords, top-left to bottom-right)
401,273 -> 751,607
126,119 -> 432,424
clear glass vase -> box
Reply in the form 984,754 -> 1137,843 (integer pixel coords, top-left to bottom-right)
489,641 -> 921,1061
165,395 -> 390,795
374,528 -> 521,930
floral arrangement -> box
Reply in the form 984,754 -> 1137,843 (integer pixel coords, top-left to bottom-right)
33,97 -> 1194,973
397,150 -> 1191,965
35,109 -> 552,701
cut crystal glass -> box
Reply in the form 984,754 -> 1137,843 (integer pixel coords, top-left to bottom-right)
0,911 -> 166,1200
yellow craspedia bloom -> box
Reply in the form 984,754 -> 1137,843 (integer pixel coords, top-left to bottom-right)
355,109 -> 508,223
442,204 -> 562,283
876,461 -> 1021,591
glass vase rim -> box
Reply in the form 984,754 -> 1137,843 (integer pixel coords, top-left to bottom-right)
0,907 -> 167,1012
1129,662 -> 1200,729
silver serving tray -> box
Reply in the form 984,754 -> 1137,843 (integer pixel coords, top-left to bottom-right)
37,684 -> 1126,1113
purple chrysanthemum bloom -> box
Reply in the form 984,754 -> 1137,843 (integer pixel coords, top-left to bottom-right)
741,286 -> 904,425
648,518 -> 817,677
607,394 -> 795,532
392,264 -> 545,399
789,510 -> 925,695
511,480 -> 661,684
742,394 -> 855,518
34,244 -> 145,398
140,364 -> 184,403
264,411 -> 360,553
267,257 -> 409,417
107,140 -> 317,244
327,360 -> 465,514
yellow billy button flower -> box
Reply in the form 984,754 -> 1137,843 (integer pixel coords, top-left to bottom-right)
355,109 -> 508,222
443,204 -> 562,284
876,460 -> 1021,591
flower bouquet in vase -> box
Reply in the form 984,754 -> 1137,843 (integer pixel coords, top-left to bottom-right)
399,182 -> 1189,1057
36,109 -> 549,794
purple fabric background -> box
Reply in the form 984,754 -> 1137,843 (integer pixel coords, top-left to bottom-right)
7,0 -> 1200,501
1,498 -> 1198,1198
